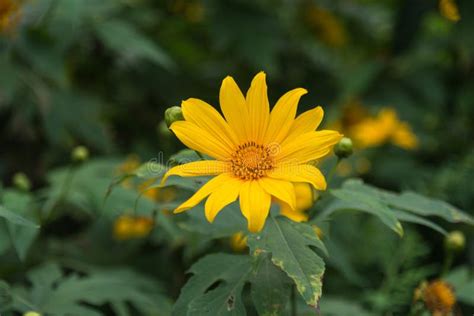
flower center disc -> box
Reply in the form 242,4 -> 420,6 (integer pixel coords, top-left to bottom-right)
230,142 -> 274,180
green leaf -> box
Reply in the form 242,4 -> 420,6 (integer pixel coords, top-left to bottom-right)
1,191 -> 40,260
318,297 -> 374,316
95,19 -> 174,69
323,179 -> 474,236
174,253 -> 252,316
0,206 -> 39,228
11,263 -> 172,315
385,191 -> 474,225
445,266 -> 474,305
250,254 -> 291,316
247,216 -> 326,307
329,189 -> 404,237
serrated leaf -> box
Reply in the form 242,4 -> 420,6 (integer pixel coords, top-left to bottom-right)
250,254 -> 291,316
385,191 -> 474,225
173,254 -> 252,316
329,188 -> 404,237
11,263 -> 172,315
247,216 -> 325,307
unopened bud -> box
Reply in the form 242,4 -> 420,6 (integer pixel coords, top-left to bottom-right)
164,106 -> 184,128
158,120 -> 172,138
445,230 -> 465,252
13,172 -> 31,191
71,146 -> 89,162
334,137 -> 353,159
23,312 -> 42,316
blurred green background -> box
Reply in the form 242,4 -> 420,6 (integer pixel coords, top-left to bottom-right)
1,0 -> 474,315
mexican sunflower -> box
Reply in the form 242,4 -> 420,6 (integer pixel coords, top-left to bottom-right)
162,72 -> 343,232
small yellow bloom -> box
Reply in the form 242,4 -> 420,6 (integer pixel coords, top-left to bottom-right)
162,72 -> 342,232
230,231 -> 248,252
278,183 -> 315,222
113,215 -> 154,240
350,108 -> 419,150
422,280 -> 456,316
304,4 -> 347,48
23,312 -> 42,316
117,154 -> 141,174
0,0 -> 22,34
439,0 -> 460,22
312,225 -> 324,239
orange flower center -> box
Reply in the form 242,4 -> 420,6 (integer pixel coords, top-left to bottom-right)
230,142 -> 274,180
423,280 -> 456,314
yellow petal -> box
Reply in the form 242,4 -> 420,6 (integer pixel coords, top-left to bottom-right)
161,160 -> 229,185
284,106 -> 324,144
170,121 -> 232,160
279,202 -> 309,222
219,76 -> 250,142
205,177 -> 242,222
174,173 -> 233,213
182,98 -> 239,149
239,181 -> 271,233
264,88 -> 308,144
246,72 -> 270,142
269,164 -> 327,190
258,177 -> 296,211
277,130 -> 343,164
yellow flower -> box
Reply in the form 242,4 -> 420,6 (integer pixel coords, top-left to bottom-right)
304,4 -> 347,48
0,0 -> 22,34
350,108 -> 418,150
439,0 -> 460,22
138,179 -> 177,202
162,72 -> 342,232
230,231 -> 248,252
278,183 -> 315,222
422,280 -> 456,316
113,215 -> 154,240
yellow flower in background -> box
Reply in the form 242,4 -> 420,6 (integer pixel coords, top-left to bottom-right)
278,183 -> 315,222
439,0 -> 460,22
304,3 -> 347,48
0,0 -> 22,34
113,215 -> 154,240
170,0 -> 204,23
117,155 -> 177,203
162,72 -> 343,232
351,108 -> 419,150
230,231 -> 248,252
421,280 -> 456,316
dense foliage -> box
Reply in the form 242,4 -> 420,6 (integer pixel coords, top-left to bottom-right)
1,0 -> 474,315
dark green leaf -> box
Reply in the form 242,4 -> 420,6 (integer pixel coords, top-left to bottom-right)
248,217 -> 325,307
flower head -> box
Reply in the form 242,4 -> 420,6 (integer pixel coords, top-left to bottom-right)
162,72 -> 342,232
351,108 -> 418,150
422,280 -> 456,316
0,0 -> 22,34
439,0 -> 460,22
113,215 -> 154,240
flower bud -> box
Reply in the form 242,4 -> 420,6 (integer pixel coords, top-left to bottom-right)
71,146 -> 89,162
334,137 -> 353,158
444,230 -> 465,252
13,172 -> 31,191
23,312 -> 42,316
157,120 -> 172,138
164,106 -> 184,128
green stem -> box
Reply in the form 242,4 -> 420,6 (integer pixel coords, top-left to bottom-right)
290,284 -> 297,316
195,151 -> 205,160
44,165 -> 76,222
441,250 -> 454,277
